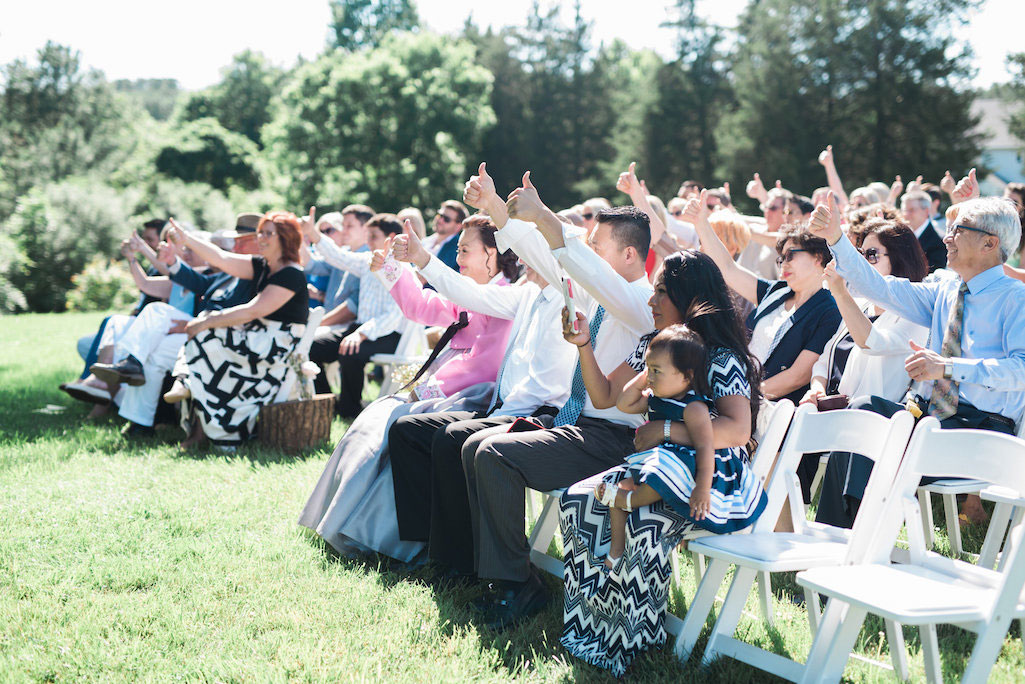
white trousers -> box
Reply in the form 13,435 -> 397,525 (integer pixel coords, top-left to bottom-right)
116,303 -> 192,427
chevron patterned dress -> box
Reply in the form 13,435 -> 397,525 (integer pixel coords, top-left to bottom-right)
559,348 -> 764,675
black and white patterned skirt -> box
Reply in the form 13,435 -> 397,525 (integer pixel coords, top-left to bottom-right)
180,319 -> 301,445
559,466 -> 695,676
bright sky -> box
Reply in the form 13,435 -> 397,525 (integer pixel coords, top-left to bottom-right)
0,0 -> 1019,90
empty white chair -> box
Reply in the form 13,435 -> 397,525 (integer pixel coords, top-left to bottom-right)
369,318 -> 428,396
675,404 -> 916,681
797,418 -> 1025,684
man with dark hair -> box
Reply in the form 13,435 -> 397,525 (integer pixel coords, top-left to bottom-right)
422,200 -> 468,272
920,183 -> 946,233
451,171 -> 653,628
677,179 -> 703,199
786,195 -> 816,220
304,212 -> 404,418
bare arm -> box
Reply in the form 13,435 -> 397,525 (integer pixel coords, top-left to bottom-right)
185,285 -> 295,336
168,219 -> 255,280
321,301 -> 355,327
822,262 -> 872,347
616,370 -> 650,414
761,349 -> 820,400
617,163 -> 666,246
688,191 -> 760,303
562,308 -> 638,410
126,254 -> 172,300
818,145 -> 849,209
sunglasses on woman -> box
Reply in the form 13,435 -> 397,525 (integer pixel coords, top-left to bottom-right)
858,247 -> 887,264
775,248 -> 810,266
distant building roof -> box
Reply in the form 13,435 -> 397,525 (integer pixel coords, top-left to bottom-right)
973,97 -> 1023,150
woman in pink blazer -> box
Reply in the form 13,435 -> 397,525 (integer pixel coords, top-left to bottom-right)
300,215 -> 520,562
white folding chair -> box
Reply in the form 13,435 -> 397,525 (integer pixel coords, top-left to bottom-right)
797,419 -> 1025,684
370,318 -> 428,396
273,307 -> 325,403
675,404 -> 916,681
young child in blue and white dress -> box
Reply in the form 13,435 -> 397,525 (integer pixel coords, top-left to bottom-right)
596,324 -> 767,567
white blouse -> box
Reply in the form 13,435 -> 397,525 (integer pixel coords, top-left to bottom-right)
749,304 -> 794,364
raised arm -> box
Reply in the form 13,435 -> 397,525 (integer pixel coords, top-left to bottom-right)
562,308 -> 639,409
687,190 -> 760,303
184,285 -> 295,338
122,239 -> 172,300
808,193 -> 937,327
617,162 -> 667,246
822,261 -> 873,347
168,218 -> 255,280
817,145 -> 849,209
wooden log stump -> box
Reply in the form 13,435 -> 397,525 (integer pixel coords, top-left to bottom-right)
259,393 -> 334,451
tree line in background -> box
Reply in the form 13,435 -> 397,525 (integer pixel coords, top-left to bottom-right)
1,0 -> 1021,313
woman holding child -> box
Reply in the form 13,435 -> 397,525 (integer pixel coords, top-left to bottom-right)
559,250 -> 766,676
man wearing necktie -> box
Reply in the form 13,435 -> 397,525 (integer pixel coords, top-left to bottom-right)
456,168 -> 654,629
809,190 -> 1025,528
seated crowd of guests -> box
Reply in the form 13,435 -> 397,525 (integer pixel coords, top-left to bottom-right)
62,152 -> 1025,675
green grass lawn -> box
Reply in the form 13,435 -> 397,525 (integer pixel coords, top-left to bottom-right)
1,312 -> 1022,682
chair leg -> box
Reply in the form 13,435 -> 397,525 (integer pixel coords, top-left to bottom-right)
942,493 -> 963,556
690,550 -> 706,586
978,502 -> 1013,569
806,589 -> 822,635
998,508 -> 1025,571
670,549 -> 681,587
525,490 -> 537,523
757,571 -> 774,627
884,619 -> 910,681
675,558 -> 730,662
810,457 -> 827,501
962,619 -> 1014,684
701,566 -> 758,667
918,489 -> 935,550
817,604 -> 869,684
920,624 -> 942,683
801,598 -> 851,683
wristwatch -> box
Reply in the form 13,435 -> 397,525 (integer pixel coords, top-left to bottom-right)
943,361 -> 954,380
664,419 -> 672,442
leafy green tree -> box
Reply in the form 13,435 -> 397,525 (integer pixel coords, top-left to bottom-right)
264,32 -> 494,212
113,78 -> 181,120
329,0 -> 420,51
719,0 -> 982,196
0,42 -> 135,220
1007,52 -> 1025,156
175,51 -> 284,146
155,118 -> 262,191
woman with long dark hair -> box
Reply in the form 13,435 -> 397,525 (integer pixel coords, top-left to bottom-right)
558,250 -> 765,676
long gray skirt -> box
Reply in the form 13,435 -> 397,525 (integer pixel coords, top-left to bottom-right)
298,382 -> 494,561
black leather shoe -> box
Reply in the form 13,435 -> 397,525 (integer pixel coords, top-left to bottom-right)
121,421 -> 155,438
91,355 -> 146,387
481,569 -> 550,630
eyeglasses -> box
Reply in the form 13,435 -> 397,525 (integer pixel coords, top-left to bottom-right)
946,223 -> 994,239
706,204 -> 718,211
776,248 -> 810,266
858,246 -> 888,264
766,203 -> 785,212
671,210 -> 684,218
436,213 -> 458,224
256,229 -> 277,239
581,212 -> 594,220
320,226 -> 339,235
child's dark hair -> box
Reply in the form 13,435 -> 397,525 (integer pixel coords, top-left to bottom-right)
647,324 -> 712,398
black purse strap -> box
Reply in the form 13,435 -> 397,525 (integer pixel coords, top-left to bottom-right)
400,311 -> 470,391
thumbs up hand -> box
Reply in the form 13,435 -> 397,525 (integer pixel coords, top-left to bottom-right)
464,161 -> 496,210
391,219 -> 430,269
746,172 -> 768,203
506,171 -> 547,224
808,191 -> 843,245
616,162 -> 642,197
951,168 -> 979,205
905,339 -> 947,382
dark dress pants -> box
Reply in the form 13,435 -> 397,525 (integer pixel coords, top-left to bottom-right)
309,324 -> 400,418
467,416 -> 636,582
388,410 -> 478,542
815,394 -> 1017,528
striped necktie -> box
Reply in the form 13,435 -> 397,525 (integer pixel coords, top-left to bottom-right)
486,290 -> 547,413
928,282 -> 967,420
552,305 -> 606,427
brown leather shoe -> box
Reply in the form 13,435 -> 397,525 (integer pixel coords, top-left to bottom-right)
163,380 -> 191,404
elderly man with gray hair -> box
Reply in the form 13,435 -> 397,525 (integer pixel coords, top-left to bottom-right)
809,192 -> 1025,525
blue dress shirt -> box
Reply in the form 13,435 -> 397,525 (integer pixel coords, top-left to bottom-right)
305,243 -> 367,313
830,233 -> 1025,420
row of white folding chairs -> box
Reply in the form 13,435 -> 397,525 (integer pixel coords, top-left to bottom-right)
524,398 -> 798,635
680,404 -> 1025,683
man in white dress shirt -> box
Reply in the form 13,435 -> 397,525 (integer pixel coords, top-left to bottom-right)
386,173 -> 577,582
459,168 -> 654,628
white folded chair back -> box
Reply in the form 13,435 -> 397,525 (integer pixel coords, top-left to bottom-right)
370,318 -> 428,396
797,418 -> 1025,684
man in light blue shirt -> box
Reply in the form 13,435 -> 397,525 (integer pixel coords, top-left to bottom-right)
810,193 -> 1025,526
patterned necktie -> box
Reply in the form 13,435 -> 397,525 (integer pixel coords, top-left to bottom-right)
486,290 -> 547,413
552,304 -> 606,427
928,282 -> 968,420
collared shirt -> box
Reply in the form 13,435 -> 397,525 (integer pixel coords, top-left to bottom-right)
913,218 -> 931,239
830,233 -> 1025,420
496,219 -> 654,428
423,231 -> 459,255
313,237 -> 403,341
420,255 -> 575,416
305,243 -> 367,314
